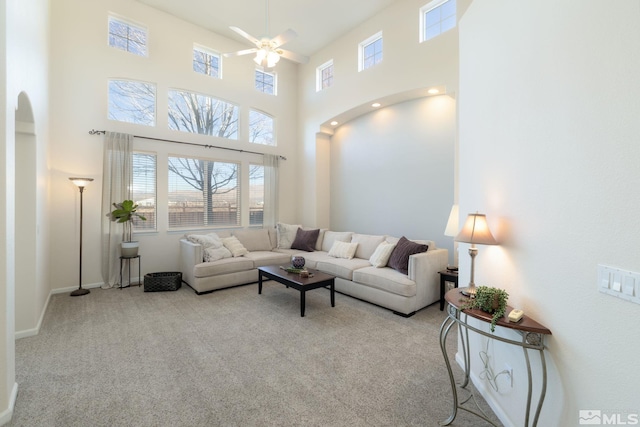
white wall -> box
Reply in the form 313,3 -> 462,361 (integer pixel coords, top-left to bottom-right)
1,0 -> 51,422
329,95 -> 455,248
48,0 -> 301,290
459,1 -> 640,425
298,0 -> 470,230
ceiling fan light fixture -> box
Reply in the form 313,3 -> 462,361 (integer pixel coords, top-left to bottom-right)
267,50 -> 280,67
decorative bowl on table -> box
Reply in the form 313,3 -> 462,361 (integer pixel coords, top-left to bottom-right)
291,256 -> 306,269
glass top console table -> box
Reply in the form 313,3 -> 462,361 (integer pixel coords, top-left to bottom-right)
439,288 -> 552,426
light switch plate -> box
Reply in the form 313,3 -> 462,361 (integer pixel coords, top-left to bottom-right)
598,264 -> 640,304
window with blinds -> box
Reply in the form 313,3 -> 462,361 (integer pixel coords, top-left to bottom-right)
249,164 -> 264,226
132,152 -> 156,231
168,156 -> 240,229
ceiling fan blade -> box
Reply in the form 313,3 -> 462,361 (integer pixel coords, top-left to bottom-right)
223,48 -> 258,58
271,28 -> 298,48
278,49 -> 309,64
229,26 -> 261,46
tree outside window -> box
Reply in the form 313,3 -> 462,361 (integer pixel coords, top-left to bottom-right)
168,90 -> 238,139
249,110 -> 275,146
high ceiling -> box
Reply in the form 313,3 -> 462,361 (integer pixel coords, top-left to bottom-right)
135,0 -> 398,57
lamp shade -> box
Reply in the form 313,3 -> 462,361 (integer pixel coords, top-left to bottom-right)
444,204 -> 459,237
455,213 -> 497,245
69,177 -> 93,188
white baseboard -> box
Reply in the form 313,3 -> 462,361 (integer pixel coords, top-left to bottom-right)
51,281 -> 104,295
0,383 -> 18,426
455,352 -> 515,427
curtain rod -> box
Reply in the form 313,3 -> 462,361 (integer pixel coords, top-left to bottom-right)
88,129 -> 286,160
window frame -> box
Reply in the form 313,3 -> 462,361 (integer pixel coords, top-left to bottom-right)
108,14 -> 148,57
316,60 -> 334,92
167,88 -> 239,140
358,31 -> 383,72
419,0 -> 457,43
255,69 -> 277,95
193,44 -> 222,79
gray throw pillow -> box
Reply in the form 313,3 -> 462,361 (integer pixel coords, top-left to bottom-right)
387,236 -> 428,275
291,228 -> 320,252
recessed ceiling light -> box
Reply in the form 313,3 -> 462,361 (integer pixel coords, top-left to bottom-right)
371,102 -> 381,108
428,88 -> 440,94
330,121 -> 338,126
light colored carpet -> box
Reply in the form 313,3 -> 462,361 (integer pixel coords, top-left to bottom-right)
11,281 -> 502,426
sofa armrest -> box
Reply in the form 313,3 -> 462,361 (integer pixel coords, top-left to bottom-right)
179,239 -> 202,287
408,248 -> 448,310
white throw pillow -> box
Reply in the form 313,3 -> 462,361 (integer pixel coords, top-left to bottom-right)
204,247 -> 233,262
276,223 -> 301,249
187,233 -> 222,249
327,241 -> 359,259
369,242 -> 396,268
221,236 -> 249,257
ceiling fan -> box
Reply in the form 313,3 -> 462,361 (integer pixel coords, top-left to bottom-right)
223,0 -> 309,69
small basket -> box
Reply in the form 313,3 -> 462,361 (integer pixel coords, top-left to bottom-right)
144,272 -> 182,292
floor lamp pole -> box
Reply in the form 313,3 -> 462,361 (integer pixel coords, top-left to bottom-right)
69,178 -> 92,297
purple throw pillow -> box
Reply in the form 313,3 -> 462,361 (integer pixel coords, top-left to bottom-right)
291,228 -> 320,252
387,236 -> 428,274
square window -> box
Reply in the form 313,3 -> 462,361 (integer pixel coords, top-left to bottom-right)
255,70 -> 276,95
420,0 -> 456,42
193,45 -> 221,78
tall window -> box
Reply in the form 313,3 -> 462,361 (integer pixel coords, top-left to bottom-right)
359,32 -> 383,71
108,79 -> 156,126
132,152 -> 156,231
193,45 -> 221,78
168,90 -> 238,139
249,164 -> 264,226
249,110 -> 275,146
420,0 -> 456,42
168,157 -> 239,229
108,15 -> 147,56
255,70 -> 276,95
316,60 -> 334,91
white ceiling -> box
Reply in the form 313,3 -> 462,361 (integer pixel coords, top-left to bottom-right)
135,0 -> 398,57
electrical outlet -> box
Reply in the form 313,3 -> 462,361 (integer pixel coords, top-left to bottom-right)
505,363 -> 513,388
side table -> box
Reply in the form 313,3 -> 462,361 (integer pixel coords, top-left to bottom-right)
438,270 -> 459,311
119,255 -> 141,289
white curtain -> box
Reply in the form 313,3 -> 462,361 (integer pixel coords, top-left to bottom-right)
263,154 -> 279,228
101,132 -> 133,288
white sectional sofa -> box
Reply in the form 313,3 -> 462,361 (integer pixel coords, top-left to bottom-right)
179,226 -> 448,317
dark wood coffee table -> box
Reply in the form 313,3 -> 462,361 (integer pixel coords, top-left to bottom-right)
258,265 -> 335,317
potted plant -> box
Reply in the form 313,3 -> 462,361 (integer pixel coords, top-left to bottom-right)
107,200 -> 147,257
463,286 -> 509,332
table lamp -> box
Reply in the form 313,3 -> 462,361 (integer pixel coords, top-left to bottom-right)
454,212 -> 497,297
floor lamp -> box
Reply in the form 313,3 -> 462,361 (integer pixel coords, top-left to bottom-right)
454,212 -> 497,297
69,177 -> 93,297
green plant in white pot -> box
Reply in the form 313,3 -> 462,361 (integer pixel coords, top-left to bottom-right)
107,200 -> 147,257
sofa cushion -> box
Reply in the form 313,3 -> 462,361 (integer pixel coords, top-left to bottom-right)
243,251 -> 291,268
316,258 -> 371,281
221,236 -> 249,257
274,249 -> 333,269
232,229 -> 272,252
204,247 -> 232,262
328,241 -> 358,259
321,231 -> 353,252
193,257 -> 255,277
351,234 -> 386,260
276,222 -> 301,249
387,236 -> 428,275
352,266 -> 417,297
369,242 -> 396,268
291,228 -> 319,252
